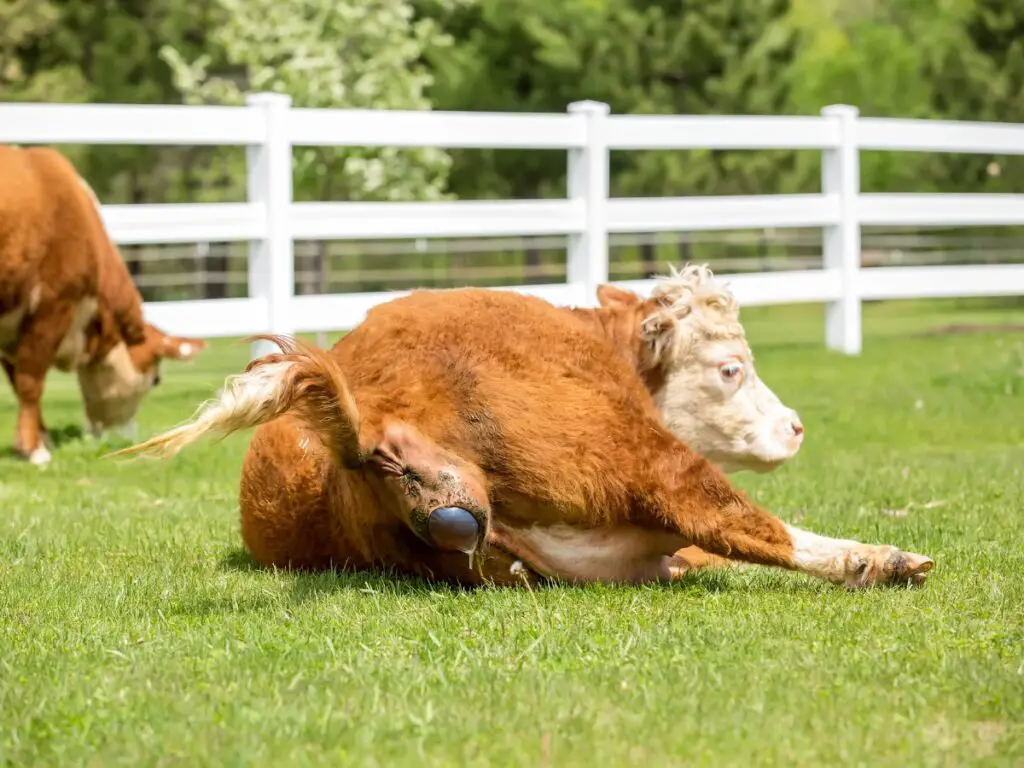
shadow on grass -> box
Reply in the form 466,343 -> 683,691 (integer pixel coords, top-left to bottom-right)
0,424 -> 88,463
45,425 -> 87,448
216,546 -> 462,604
209,545 -> 811,613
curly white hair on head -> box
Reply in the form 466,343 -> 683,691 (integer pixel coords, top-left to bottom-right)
640,264 -> 747,364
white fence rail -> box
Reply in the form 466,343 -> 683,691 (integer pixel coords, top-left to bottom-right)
3,94 -> 1024,356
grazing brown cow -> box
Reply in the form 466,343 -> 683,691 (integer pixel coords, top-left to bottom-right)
0,145 -> 207,465
116,267 -> 934,590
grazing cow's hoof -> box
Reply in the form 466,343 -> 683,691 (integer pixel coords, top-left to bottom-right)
427,506 -> 480,554
846,546 -> 934,589
27,445 -> 52,467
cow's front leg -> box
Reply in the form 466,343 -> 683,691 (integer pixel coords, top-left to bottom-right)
668,490 -> 933,589
1,359 -> 49,455
667,545 -> 733,577
6,357 -> 51,465
12,375 -> 50,466
633,434 -> 934,589
8,303 -> 77,466
664,534 -> 932,589
369,419 -> 491,559
773,526 -> 934,588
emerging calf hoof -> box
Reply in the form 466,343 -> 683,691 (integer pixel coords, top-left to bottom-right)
846,546 -> 934,589
427,506 -> 480,554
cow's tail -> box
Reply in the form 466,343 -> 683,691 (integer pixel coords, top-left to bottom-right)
108,335 -> 363,466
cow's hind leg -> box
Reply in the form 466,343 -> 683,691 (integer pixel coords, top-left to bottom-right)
368,419 -> 491,559
240,416 -> 496,582
239,417 -> 362,571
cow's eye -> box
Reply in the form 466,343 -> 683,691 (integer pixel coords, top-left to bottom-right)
720,362 -> 742,382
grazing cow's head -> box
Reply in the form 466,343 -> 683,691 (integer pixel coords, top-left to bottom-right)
77,323 -> 207,437
597,265 -> 803,473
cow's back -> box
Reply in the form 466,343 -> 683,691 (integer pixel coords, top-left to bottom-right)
333,289 -> 665,521
0,146 -> 100,311
0,146 -> 51,311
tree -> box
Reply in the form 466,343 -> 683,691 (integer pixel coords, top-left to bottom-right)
779,0 -> 998,193
161,0 -> 468,205
0,0 -> 88,103
159,0 -> 477,297
420,0 -> 797,275
963,0 -> 1024,194
422,0 -> 795,202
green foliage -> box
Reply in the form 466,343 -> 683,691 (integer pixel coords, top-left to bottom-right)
0,0 -> 88,103
424,0 -> 1024,199
779,0 -> 1001,192
4,0 -> 1024,204
3,0 -> 222,201
423,0 -> 796,199
161,0 -> 473,202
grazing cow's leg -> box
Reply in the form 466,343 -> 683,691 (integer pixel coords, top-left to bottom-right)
10,303 -> 77,465
4,360 -> 51,454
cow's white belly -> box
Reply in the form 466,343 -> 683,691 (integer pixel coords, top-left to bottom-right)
0,306 -> 26,362
490,521 -> 684,584
0,285 -> 42,361
53,297 -> 99,372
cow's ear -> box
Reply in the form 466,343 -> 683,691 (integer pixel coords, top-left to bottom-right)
596,284 -> 641,309
640,307 -> 684,366
161,335 -> 207,361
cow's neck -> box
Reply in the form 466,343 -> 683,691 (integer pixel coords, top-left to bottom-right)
564,305 -> 668,396
565,306 -> 645,368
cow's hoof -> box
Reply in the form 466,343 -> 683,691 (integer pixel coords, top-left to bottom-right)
845,546 -> 934,589
28,445 -> 52,467
884,549 -> 935,586
427,506 -> 480,554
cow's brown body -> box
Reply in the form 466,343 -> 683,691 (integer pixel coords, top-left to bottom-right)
0,145 -> 204,463
122,286 -> 934,589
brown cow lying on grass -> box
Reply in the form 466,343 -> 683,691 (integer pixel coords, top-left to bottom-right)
0,145 -> 207,466
115,266 -> 934,589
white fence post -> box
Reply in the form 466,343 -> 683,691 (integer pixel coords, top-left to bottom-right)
821,104 -> 862,355
566,100 -> 610,307
246,92 -> 294,359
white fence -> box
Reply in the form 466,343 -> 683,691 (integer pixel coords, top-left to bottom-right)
3,93 -> 1024,356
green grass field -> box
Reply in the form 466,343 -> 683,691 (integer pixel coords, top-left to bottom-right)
1,298 -> 1023,766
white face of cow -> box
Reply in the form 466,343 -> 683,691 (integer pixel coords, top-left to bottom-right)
651,334 -> 804,474
76,325 -> 206,438
601,265 -> 804,474
77,342 -> 156,436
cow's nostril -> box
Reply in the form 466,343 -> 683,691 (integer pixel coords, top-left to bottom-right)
792,421 -> 804,437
